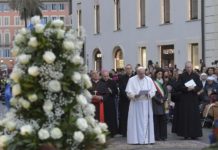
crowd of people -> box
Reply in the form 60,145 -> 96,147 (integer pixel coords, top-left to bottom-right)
88,60 -> 218,144
1,60 -> 218,145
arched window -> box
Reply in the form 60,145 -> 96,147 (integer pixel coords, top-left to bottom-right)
113,47 -> 124,71
93,49 -> 102,71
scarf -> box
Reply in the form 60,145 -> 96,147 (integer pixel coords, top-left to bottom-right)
153,80 -> 165,97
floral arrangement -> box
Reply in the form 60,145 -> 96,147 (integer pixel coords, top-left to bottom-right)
0,16 -> 108,150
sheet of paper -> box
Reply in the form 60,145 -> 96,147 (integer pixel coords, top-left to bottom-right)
184,79 -> 197,87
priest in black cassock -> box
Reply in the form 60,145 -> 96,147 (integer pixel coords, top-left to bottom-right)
98,70 -> 118,137
118,64 -> 134,137
175,61 -> 203,139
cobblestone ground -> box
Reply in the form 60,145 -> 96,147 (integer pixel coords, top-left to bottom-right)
106,125 -> 211,150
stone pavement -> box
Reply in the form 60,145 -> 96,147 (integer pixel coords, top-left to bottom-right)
106,125 -> 211,150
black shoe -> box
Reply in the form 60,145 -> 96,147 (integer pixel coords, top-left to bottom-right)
184,137 -> 189,140
191,137 -> 198,140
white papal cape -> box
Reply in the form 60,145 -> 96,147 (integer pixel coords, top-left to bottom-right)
125,75 -> 156,144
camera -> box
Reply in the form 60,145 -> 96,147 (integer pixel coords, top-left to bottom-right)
212,60 -> 218,65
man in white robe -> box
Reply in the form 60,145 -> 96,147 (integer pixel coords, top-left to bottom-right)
126,67 -> 156,144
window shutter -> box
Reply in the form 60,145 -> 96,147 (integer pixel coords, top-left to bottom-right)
164,0 -> 170,23
191,0 -> 198,19
117,0 -> 121,30
96,5 -> 100,33
140,0 -> 145,26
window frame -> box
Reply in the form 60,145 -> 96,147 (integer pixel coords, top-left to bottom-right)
189,0 -> 198,20
94,4 -> 100,34
114,0 -> 121,31
138,0 -> 146,27
163,0 -> 170,24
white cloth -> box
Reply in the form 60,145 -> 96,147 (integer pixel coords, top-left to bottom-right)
125,75 -> 156,144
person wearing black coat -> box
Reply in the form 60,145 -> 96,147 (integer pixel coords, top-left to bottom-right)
152,69 -> 168,141
99,70 -> 118,137
118,64 -> 134,137
175,62 -> 203,139
170,70 -> 182,134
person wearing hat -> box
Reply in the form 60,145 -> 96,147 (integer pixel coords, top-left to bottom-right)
198,73 -> 208,97
200,73 -> 208,88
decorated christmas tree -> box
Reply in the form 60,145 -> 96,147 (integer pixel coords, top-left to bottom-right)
0,16 -> 108,150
